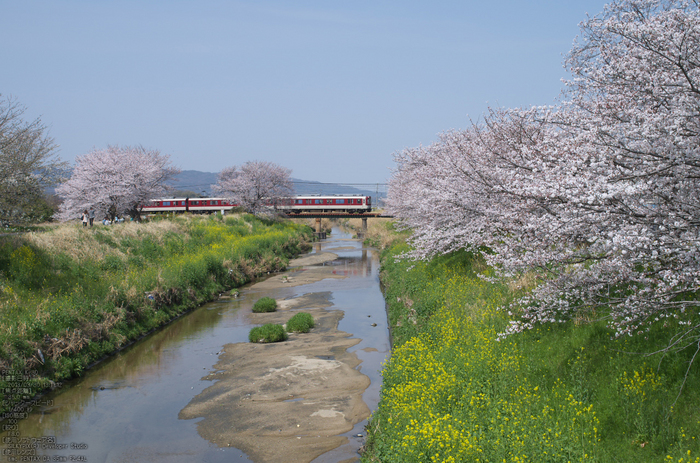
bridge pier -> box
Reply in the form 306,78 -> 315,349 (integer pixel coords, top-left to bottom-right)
314,217 -> 327,239
356,217 -> 368,239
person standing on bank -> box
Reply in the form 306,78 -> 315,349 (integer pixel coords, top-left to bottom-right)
82,210 -> 88,227
88,207 -> 95,227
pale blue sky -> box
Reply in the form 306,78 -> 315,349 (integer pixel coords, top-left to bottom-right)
1,1 -> 609,184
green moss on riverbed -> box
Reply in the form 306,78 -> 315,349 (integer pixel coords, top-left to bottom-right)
0,214 -> 313,415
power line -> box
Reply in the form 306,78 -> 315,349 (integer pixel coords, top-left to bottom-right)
291,181 -> 388,186
171,181 -> 388,191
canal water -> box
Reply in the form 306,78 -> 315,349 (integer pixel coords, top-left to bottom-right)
0,227 -> 390,462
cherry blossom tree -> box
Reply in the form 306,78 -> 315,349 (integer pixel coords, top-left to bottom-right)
0,95 -> 66,225
213,161 -> 293,216
388,0 -> 700,352
56,145 -> 180,221
508,0 -> 700,344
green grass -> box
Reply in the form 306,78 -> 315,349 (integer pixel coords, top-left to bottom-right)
363,242 -> 700,463
252,296 -> 277,313
249,323 -> 287,343
286,312 -> 314,333
0,214 -> 313,413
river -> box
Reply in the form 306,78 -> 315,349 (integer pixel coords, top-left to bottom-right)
0,227 -> 390,463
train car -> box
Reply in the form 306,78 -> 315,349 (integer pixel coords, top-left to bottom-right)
140,198 -> 189,214
140,195 -> 371,215
140,198 -> 235,215
186,198 -> 235,213
277,195 -> 371,214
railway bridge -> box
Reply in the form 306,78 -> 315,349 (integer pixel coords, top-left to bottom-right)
285,212 -> 393,239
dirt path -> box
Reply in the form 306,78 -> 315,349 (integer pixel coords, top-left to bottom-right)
179,255 -> 371,463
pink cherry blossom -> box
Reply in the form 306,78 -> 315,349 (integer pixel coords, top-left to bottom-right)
56,145 -> 179,221
213,161 -> 293,216
388,0 -> 700,348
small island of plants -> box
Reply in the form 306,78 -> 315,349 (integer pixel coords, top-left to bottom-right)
247,311 -> 315,343
286,312 -> 314,333
248,324 -> 287,343
252,296 -> 277,313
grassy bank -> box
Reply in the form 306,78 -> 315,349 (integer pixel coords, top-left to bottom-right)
363,241 -> 700,462
341,217 -> 408,249
0,214 -> 313,415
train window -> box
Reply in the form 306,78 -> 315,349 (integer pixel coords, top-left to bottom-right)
296,199 -> 302,204
337,199 -> 345,204
315,200 -> 321,204
163,201 -> 171,206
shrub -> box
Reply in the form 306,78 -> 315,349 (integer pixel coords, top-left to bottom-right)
249,324 -> 287,343
286,312 -> 314,333
252,296 -> 277,313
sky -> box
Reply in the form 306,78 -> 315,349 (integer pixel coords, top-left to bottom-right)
1,0 -> 610,185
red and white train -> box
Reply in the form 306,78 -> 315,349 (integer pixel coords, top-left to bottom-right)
140,195 -> 372,215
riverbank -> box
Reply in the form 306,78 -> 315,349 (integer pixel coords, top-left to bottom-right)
0,225 -> 390,462
362,240 -> 700,462
0,214 -> 314,415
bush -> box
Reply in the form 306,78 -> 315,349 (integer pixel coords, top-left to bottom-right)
248,324 -> 287,343
252,296 -> 277,313
286,312 -> 314,333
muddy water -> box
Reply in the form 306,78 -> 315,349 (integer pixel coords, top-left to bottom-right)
0,228 -> 390,463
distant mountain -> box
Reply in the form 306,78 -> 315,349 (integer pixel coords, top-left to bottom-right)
170,170 -> 385,202
169,170 -> 219,196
